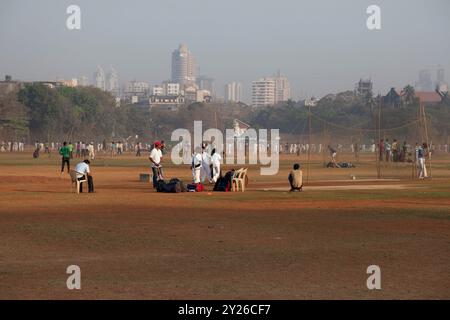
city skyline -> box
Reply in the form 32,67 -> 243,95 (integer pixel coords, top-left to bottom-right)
1,0 -> 449,102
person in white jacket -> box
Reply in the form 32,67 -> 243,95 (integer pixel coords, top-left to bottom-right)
191,147 -> 202,183
210,148 -> 222,183
200,143 -> 211,183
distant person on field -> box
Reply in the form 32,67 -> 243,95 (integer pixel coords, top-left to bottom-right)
385,139 -> 391,162
68,142 -> 74,159
392,139 -> 398,162
74,159 -> 94,193
87,142 -> 95,160
136,142 -> 141,157
354,142 -> 359,161
328,145 -> 337,164
76,142 -> 81,158
288,163 -> 303,192
59,141 -> 71,174
418,142 -> 428,179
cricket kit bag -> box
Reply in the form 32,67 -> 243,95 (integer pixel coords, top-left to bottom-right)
213,170 -> 234,191
213,174 -> 231,192
187,182 -> 204,192
156,180 -> 182,193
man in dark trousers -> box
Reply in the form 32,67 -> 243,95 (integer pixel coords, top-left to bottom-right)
149,141 -> 163,188
59,141 -> 71,175
74,160 -> 94,193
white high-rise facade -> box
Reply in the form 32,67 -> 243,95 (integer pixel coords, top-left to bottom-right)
94,66 -> 105,91
171,44 -> 196,87
77,75 -> 89,87
252,73 -> 291,107
225,82 -> 243,103
252,78 -> 276,107
274,72 -> 291,103
107,67 -> 119,95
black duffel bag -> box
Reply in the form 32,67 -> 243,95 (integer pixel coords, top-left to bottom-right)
156,179 -> 184,193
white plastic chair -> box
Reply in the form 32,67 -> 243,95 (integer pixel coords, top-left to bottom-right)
232,168 -> 248,192
70,170 -> 87,194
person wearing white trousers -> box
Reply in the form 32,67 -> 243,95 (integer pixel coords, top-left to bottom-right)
210,149 -> 222,183
201,145 -> 211,183
191,148 -> 202,183
417,143 -> 428,179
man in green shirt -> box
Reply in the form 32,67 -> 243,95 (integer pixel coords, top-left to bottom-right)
59,141 -> 71,174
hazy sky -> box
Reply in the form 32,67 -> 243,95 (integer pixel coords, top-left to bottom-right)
1,0 -> 449,102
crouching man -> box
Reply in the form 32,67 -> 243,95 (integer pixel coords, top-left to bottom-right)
210,148 -> 222,183
75,159 -> 94,193
288,163 -> 303,192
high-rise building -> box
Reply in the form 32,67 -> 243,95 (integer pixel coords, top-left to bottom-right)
274,71 -> 291,103
171,44 -> 196,87
436,66 -> 445,84
356,78 -> 373,97
197,75 -> 215,96
435,66 -> 448,94
252,73 -> 291,107
77,75 -> 89,87
416,70 -> 433,91
107,67 -> 119,95
225,82 -> 243,103
252,78 -> 276,107
94,66 -> 105,91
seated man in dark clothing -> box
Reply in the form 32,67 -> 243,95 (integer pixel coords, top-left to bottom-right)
288,163 -> 303,192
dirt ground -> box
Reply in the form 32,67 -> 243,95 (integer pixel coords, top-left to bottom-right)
0,151 -> 449,299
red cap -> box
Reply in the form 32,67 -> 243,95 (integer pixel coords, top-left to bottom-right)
154,141 -> 161,147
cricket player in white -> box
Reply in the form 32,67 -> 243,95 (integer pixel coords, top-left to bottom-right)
200,143 -> 211,183
191,147 -> 202,183
87,142 -> 95,160
210,148 -> 222,183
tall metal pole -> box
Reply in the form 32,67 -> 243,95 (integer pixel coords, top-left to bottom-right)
307,105 -> 312,184
377,96 -> 382,178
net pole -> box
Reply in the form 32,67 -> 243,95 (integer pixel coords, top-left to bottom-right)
377,97 -> 382,178
307,105 -> 312,184
421,99 -> 432,179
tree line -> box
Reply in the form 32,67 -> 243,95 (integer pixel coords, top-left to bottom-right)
1,83 -> 449,144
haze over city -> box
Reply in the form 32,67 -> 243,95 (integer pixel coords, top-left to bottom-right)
1,0 -> 449,102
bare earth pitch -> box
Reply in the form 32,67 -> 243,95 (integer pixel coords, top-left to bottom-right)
0,152 -> 449,299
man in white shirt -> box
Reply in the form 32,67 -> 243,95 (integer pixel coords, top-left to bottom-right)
210,148 -> 222,183
149,141 -> 163,188
74,160 -> 94,193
